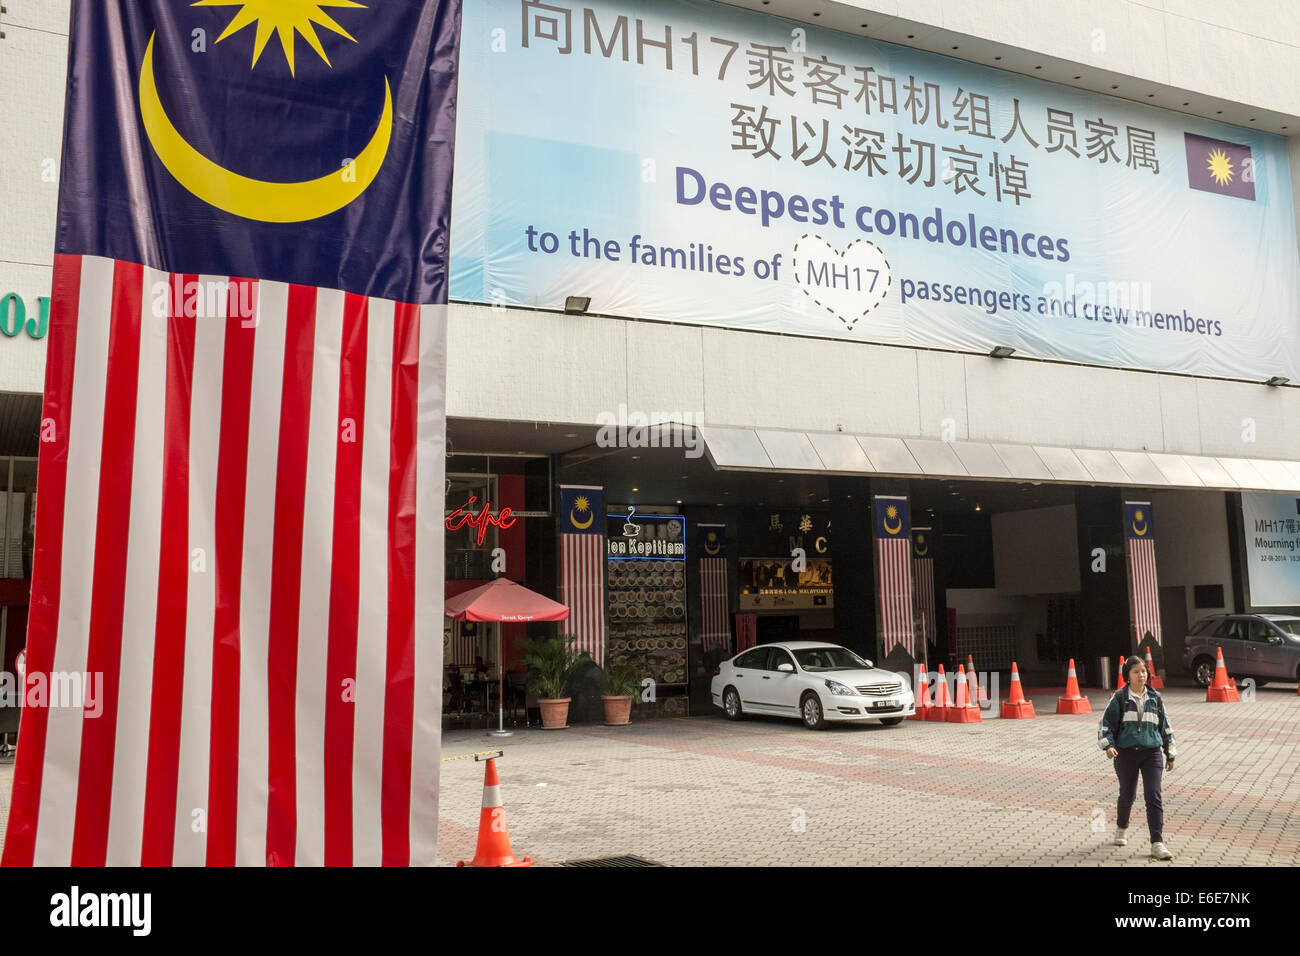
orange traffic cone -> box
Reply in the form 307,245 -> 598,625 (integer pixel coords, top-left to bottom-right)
1144,646 -> 1164,690
1000,662 -> 1036,719
1057,658 -> 1092,714
946,664 -> 981,723
457,757 -> 533,867
1117,656 -> 1127,693
925,664 -> 951,721
967,654 -> 989,703
910,667 -> 929,720
1205,646 -> 1240,703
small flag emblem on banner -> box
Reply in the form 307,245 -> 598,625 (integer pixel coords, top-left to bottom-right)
1184,132 -> 1255,201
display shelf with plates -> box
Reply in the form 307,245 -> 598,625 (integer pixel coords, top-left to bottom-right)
606,559 -> 688,686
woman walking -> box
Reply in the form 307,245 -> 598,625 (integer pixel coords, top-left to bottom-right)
1098,654 -> 1177,860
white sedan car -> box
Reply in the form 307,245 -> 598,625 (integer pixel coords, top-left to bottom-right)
710,641 -> 915,729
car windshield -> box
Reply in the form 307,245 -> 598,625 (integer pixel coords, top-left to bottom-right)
793,647 -> 869,672
1272,619 -> 1300,636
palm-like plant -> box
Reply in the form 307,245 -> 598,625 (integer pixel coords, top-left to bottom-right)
604,662 -> 641,699
524,633 -> 590,699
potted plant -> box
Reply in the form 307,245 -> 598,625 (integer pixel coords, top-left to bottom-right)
601,662 -> 640,726
524,633 -> 589,729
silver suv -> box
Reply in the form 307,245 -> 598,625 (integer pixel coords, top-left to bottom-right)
1183,614 -> 1300,687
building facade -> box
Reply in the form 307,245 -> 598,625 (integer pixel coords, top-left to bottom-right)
4,0 -> 1300,714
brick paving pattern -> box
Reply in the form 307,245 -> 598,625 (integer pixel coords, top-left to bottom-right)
435,687 -> 1300,867
2,687 -> 1297,865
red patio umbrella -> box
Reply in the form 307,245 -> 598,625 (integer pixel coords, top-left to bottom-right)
444,577 -> 570,623
444,578 -> 569,735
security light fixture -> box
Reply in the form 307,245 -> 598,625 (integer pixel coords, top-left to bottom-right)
564,295 -> 591,314
1265,376 -> 1289,387
989,345 -> 1016,359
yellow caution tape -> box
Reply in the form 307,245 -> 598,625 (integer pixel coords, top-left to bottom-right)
440,749 -> 505,763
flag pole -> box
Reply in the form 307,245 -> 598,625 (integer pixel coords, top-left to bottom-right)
489,623 -> 511,737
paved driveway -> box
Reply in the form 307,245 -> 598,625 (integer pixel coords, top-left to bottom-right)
2,686 -> 1296,866
437,686 -> 1300,866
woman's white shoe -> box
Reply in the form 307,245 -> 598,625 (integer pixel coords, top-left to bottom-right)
1114,828 -> 1128,846
1150,842 -> 1174,860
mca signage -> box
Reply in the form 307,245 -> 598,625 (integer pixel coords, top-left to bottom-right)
451,0 -> 1299,381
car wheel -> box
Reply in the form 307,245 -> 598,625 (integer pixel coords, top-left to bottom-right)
880,717 -> 904,726
801,692 -> 825,730
723,686 -> 744,721
1193,656 -> 1215,688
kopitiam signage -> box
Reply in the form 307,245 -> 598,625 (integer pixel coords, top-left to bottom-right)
451,0 -> 1299,381
607,508 -> 686,559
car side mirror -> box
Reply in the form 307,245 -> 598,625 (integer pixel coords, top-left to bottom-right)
1269,634 -> 1283,644
864,660 -> 874,669
777,662 -> 794,673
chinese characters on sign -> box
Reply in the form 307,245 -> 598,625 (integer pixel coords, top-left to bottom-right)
521,0 -> 1160,205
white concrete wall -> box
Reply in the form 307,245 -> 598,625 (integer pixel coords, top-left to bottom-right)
0,0 -> 70,394
819,0 -> 1300,119
447,302 -> 1300,460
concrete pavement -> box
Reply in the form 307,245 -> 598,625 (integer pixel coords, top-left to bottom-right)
436,686 -> 1300,866
1,686 -> 1296,865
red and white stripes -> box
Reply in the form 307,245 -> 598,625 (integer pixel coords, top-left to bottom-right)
451,624 -> 477,666
876,538 -> 914,658
698,558 -> 728,653
560,529 -> 605,667
2,254 -> 446,867
912,556 -> 935,662
1127,535 -> 1162,647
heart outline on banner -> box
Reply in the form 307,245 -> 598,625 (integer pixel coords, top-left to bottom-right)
792,235 -> 892,331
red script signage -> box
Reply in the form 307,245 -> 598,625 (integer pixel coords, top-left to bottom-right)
445,496 -> 517,546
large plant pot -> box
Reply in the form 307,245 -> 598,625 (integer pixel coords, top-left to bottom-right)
538,698 -> 571,729
602,695 -> 633,726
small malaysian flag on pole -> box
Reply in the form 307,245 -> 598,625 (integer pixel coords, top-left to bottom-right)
874,496 -> 915,658
559,486 -> 606,666
911,528 -> 936,666
697,525 -> 728,655
452,621 -> 478,666
1125,501 -> 1162,648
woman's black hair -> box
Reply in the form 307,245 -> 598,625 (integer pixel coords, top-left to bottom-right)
1122,655 -> 1146,682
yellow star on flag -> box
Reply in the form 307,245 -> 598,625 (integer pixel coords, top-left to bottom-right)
193,0 -> 366,75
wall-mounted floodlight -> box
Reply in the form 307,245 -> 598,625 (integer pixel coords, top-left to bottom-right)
564,296 -> 591,314
989,346 -> 1016,358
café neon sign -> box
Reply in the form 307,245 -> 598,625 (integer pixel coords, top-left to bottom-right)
445,496 -> 517,545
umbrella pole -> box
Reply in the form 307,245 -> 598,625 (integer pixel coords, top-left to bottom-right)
489,624 -> 511,738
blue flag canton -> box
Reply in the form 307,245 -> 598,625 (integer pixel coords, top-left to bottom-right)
560,488 -> 603,534
1125,503 -> 1155,539
911,529 -> 932,558
1184,132 -> 1256,201
58,0 -> 460,303
875,497 -> 910,539
698,526 -> 725,557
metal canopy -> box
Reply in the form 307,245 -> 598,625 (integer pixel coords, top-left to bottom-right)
699,425 -> 1300,493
